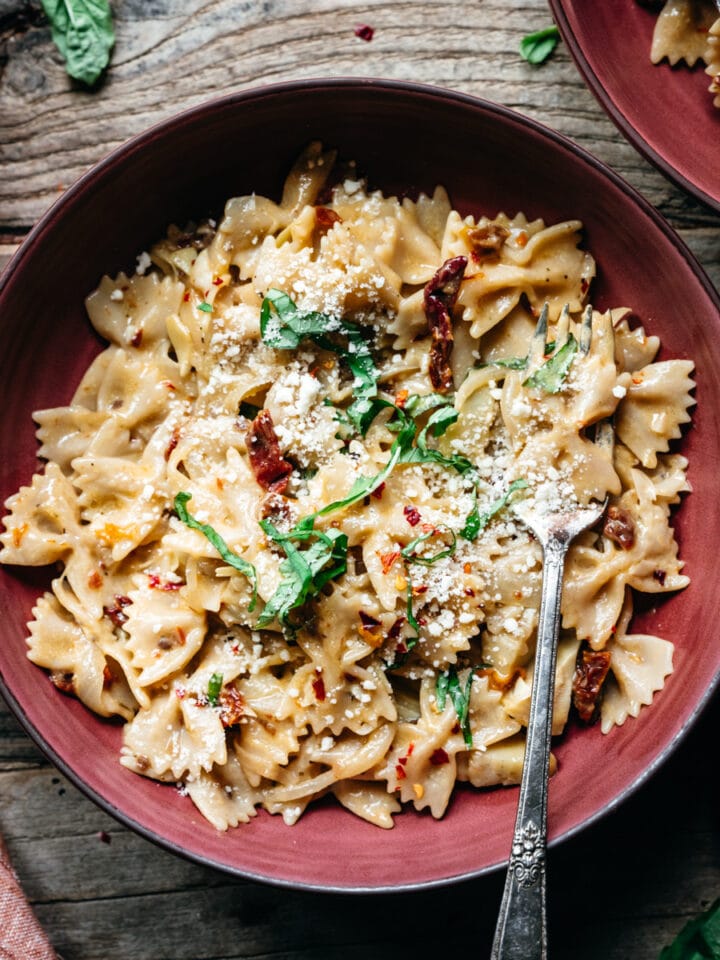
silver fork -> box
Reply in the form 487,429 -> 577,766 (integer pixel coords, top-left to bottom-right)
490,305 -> 613,960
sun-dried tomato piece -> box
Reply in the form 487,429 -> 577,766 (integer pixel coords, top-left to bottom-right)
604,504 -> 635,549
312,673 -> 327,701
403,505 -> 421,526
50,671 -> 75,694
104,595 -> 132,627
430,748 -> 449,765
423,256 -> 467,392
247,409 -> 293,493
572,648 -> 612,722
315,207 -> 342,234
465,223 -> 509,262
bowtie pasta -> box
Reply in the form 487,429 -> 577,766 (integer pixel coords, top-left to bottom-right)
644,0 -> 720,107
0,144 -> 695,830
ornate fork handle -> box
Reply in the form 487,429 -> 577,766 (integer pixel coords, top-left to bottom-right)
490,531 -> 571,960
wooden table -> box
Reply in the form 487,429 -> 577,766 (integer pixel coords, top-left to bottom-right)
1,2 -> 718,957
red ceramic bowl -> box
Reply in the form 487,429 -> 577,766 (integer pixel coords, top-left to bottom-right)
1,79 -> 719,892
550,0 -> 720,212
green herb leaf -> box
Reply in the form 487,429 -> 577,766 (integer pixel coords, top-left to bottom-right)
207,672 -> 223,707
260,289 -> 380,435
479,356 -> 528,371
257,520 -> 348,627
460,479 -> 528,541
41,0 -> 114,86
659,898 -> 720,959
401,525 -> 457,566
174,493 -> 257,610
523,333 -> 578,393
436,666 -> 474,747
520,25 -> 560,65
197,301 -> 213,313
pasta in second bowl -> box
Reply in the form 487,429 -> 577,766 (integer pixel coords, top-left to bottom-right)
0,80 -> 718,890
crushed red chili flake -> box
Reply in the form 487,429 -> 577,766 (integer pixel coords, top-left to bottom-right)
247,409 -> 293,493
212,276 -> 224,286
315,207 -> 342,233
404,505 -> 421,526
147,572 -> 183,591
380,550 -> 400,574
219,685 -> 247,727
371,482 -> 386,500
603,505 -> 635,550
50,671 -> 74,694
102,665 -> 113,688
312,674 -> 327,701
423,256 -> 467,392
572,647 -> 612,722
104,595 -> 132,627
430,748 -> 450,766
395,389 -> 409,408
395,763 -> 407,780
165,426 -> 181,461
653,569 -> 667,585
87,569 -> 103,589
130,328 -> 143,348
176,627 -> 186,646
580,278 -> 590,294
183,291 -> 190,302
387,616 -> 405,640
97,831 -> 112,844
358,611 -> 384,647
465,223 -> 509,262
354,23 -> 374,41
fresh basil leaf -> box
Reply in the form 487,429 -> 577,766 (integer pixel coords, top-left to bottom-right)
174,493 -> 257,609
260,289 -> 380,435
659,898 -> 720,959
401,525 -> 457,566
257,519 -> 348,626
207,672 -> 223,707
479,356 -> 528,371
461,479 -> 528,541
520,25 -> 560,65
523,333 -> 578,393
41,0 -> 114,85
197,301 -> 213,313
436,666 -> 474,747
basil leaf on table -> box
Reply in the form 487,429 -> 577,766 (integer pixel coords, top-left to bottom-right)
41,0 -> 114,86
519,25 -> 560,66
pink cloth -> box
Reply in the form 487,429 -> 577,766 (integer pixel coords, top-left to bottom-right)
0,836 -> 57,960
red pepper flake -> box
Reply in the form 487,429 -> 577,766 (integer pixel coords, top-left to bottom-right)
147,572 -> 183,591
371,482 -> 385,500
354,23 -> 374,41
430,748 -> 449,766
423,256 -> 467,392
395,389 -> 409,408
87,569 -> 103,589
312,673 -> 327,701
580,278 -> 590,294
464,587 -> 475,597
379,550 -> 400,575
395,763 -> 407,780
404,505 -> 421,526
50,671 -> 74,694
247,409 -> 293,494
387,616 -> 405,640
104,595 -> 132,627
183,291 -> 190,302
164,426 -> 181,461
315,207 -> 342,234
130,328 -> 143,348
175,627 -> 186,646
102,665 -> 113,688
212,276 -> 224,286
97,831 -> 112,844
358,611 -> 384,647
219,685 -> 248,727
652,569 -> 667,586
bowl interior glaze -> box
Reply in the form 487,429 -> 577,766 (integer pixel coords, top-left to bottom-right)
1,79 -> 719,891
550,0 -> 720,212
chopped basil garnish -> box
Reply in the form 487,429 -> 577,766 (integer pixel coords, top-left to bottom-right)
520,25 -> 560,65
207,672 -> 223,706
174,493 -> 257,610
257,520 -> 348,627
436,666 -> 474,747
197,301 -> 213,313
401,525 -> 457,566
460,479 -> 528,541
41,0 -> 114,86
260,288 -> 380,434
523,333 -> 578,393
479,356 -> 528,371
659,897 -> 720,959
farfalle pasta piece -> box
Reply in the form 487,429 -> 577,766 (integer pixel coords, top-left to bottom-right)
706,18 -> 720,105
615,359 -> 695,469
600,632 -> 674,734
650,0 -> 717,66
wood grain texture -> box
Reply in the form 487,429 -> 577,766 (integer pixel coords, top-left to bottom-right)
1,2 -> 719,958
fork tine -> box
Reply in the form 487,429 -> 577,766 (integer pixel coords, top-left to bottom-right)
579,304 -> 593,354
555,303 -> 570,350
528,302 -> 549,366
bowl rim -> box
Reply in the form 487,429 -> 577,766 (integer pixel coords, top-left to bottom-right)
548,0 -> 720,215
1,75 -> 719,893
